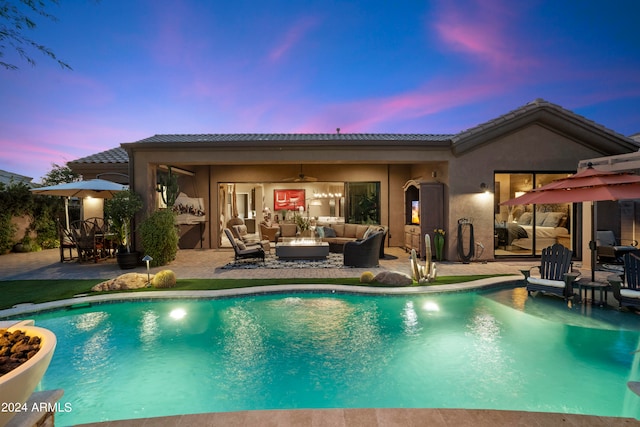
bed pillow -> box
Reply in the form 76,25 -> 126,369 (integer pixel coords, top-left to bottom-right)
542,212 -> 565,227
535,212 -> 549,226
518,212 -> 532,225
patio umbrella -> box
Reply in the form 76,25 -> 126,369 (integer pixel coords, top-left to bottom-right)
31,179 -> 126,229
31,179 -> 126,199
502,165 -> 640,281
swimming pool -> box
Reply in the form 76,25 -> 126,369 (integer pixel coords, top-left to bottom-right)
25,287 -> 640,425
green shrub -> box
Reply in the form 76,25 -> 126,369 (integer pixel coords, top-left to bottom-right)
0,213 -> 16,254
140,209 -> 179,267
152,269 -> 177,288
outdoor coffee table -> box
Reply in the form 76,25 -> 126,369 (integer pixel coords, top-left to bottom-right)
276,237 -> 329,260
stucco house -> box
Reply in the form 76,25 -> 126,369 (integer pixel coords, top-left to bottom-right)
69,99 -> 640,262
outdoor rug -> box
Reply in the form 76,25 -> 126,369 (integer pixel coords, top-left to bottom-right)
219,253 -> 351,270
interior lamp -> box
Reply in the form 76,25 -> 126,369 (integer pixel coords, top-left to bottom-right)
480,183 -> 490,193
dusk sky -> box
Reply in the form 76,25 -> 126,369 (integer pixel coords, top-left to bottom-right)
1,0 -> 639,182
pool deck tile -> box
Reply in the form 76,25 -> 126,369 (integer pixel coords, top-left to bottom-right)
73,409 -> 640,427
1,248 -> 637,427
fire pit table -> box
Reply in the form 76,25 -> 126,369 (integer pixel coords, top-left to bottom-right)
276,237 -> 330,260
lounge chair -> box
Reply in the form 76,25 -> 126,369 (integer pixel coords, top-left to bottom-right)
596,230 -> 637,264
223,228 -> 265,262
607,250 -> 640,311
525,243 -> 579,300
343,231 -> 384,268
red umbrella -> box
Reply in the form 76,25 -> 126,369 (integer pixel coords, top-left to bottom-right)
501,165 -> 640,280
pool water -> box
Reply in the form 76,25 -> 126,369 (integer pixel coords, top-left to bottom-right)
27,287 -> 640,425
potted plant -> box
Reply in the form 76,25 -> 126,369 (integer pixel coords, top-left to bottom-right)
294,213 -> 311,237
104,189 -> 143,269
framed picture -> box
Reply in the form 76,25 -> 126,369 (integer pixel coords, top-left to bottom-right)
274,189 -> 305,211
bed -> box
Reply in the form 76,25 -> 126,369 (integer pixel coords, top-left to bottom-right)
507,211 -> 569,251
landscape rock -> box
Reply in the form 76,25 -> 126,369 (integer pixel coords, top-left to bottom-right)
373,271 -> 413,286
91,273 -> 154,292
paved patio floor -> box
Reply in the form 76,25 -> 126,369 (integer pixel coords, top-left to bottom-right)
1,247 -> 637,426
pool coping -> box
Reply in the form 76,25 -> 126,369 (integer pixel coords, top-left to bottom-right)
0,275 -> 522,320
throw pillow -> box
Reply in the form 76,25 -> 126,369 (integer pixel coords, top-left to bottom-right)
235,239 -> 246,250
542,212 -> 564,227
316,226 -> 325,238
535,212 -> 549,226
324,227 -> 336,238
362,227 -> 373,240
518,212 -> 532,225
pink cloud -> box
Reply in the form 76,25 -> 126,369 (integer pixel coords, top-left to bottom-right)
269,16 -> 321,63
291,73 -> 510,133
432,0 -> 535,70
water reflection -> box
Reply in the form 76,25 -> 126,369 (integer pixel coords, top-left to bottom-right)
139,310 -> 159,348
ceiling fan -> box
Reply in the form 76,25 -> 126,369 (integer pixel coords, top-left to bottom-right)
283,165 -> 317,182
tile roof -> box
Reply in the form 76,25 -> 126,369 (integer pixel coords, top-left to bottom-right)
68,147 -> 128,165
453,98 -> 637,145
67,99 -> 640,165
135,133 -> 454,143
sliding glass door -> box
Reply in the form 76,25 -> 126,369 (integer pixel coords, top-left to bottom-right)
494,172 -> 574,257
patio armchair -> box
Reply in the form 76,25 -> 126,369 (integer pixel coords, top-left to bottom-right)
233,224 -> 271,253
223,228 -> 265,262
525,243 -> 579,300
596,230 -> 638,264
607,250 -> 640,311
259,221 -> 280,242
343,231 -> 385,268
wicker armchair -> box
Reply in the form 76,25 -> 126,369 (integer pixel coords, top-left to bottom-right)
343,231 -> 385,268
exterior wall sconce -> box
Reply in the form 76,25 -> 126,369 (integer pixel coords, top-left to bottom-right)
480,183 -> 490,193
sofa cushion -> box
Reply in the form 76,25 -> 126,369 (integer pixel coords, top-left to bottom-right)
343,224 -> 358,238
324,237 -> 353,245
279,223 -> 298,237
354,225 -> 369,239
621,288 -> 640,299
332,224 -> 345,237
527,277 -> 565,288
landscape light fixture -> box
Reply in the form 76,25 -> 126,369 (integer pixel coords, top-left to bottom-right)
142,255 -> 153,286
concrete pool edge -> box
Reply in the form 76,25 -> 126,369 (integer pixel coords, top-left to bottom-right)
0,275 -> 523,319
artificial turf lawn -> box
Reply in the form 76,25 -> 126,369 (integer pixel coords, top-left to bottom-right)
0,275 -> 503,311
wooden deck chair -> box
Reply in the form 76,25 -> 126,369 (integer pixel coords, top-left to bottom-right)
607,250 -> 640,311
526,243 -> 579,300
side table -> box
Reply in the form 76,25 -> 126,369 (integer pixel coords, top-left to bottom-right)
579,281 -> 611,307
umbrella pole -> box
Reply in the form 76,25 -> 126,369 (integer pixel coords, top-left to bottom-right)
591,202 -> 597,282
64,197 -> 70,230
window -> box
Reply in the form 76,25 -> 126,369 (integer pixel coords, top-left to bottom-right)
345,182 -> 380,224
494,172 -> 574,256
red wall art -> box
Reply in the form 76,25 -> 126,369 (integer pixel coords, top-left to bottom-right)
274,189 -> 305,211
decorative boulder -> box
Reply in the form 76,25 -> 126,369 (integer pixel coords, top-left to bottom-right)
91,273 -> 153,292
373,271 -> 413,286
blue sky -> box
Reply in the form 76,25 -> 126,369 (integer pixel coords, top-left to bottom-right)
1,0 -> 639,182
